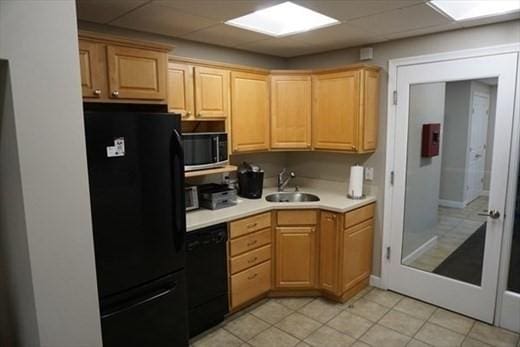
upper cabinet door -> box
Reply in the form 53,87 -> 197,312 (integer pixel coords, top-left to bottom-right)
194,66 -> 229,119
79,40 -> 106,99
312,70 -> 361,151
271,75 -> 311,149
106,45 -> 167,100
231,72 -> 270,153
360,70 -> 379,152
167,63 -> 194,118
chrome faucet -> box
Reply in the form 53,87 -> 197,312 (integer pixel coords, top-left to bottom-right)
277,168 -> 295,192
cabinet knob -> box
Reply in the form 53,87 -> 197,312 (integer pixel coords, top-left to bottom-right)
185,112 -> 191,116
93,89 -> 101,96
196,113 -> 202,117
112,90 -> 119,97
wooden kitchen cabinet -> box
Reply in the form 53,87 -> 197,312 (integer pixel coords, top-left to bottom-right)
312,67 -> 379,153
319,211 -> 340,294
275,226 -> 316,289
270,73 -> 312,149
231,71 -> 270,152
79,40 -> 106,99
167,62 -> 194,117
107,45 -> 167,100
78,32 -> 171,103
194,66 -> 230,119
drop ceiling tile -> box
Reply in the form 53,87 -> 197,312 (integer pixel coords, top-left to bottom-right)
153,0 -> 284,21
110,2 -> 217,37
384,22 -> 462,40
180,24 -> 270,47
235,37 -> 313,57
294,22 -> 384,48
293,0 -> 427,21
76,0 -> 150,24
348,3 -> 453,35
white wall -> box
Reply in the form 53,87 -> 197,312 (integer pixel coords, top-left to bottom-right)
403,83 -> 446,258
287,20 -> 520,275
0,2 -> 102,346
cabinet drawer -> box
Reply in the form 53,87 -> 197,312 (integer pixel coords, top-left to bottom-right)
230,213 -> 271,239
231,261 -> 271,308
230,245 -> 271,275
277,210 -> 317,226
344,203 -> 374,229
230,228 -> 271,257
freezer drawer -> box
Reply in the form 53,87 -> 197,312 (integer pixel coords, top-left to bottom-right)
100,272 -> 189,347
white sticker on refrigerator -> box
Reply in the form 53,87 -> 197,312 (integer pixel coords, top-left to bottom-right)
106,137 -> 125,157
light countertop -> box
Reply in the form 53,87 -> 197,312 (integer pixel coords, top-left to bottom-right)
186,179 -> 376,232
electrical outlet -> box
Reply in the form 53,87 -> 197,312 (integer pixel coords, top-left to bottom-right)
364,167 -> 374,181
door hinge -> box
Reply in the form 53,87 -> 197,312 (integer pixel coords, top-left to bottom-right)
390,171 -> 395,186
386,246 -> 391,260
393,90 -> 398,105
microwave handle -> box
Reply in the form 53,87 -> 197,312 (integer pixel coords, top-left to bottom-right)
171,129 -> 186,252
213,136 -> 219,162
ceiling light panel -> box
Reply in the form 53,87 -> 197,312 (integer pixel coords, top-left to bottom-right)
225,1 -> 339,37
429,0 -> 520,21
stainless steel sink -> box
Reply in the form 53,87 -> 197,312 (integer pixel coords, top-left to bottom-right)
265,192 -> 320,203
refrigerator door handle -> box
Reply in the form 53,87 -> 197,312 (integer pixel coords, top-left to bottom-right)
172,129 -> 186,252
101,287 -> 174,320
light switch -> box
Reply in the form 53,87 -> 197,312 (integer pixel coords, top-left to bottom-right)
364,167 -> 374,181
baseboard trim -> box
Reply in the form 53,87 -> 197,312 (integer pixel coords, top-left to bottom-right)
402,236 -> 438,265
480,190 -> 489,197
369,275 -> 383,289
439,199 -> 465,209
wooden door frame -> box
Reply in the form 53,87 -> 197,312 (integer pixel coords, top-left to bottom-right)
381,43 -> 520,326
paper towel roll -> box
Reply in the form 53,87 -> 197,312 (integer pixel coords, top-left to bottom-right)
348,165 -> 364,198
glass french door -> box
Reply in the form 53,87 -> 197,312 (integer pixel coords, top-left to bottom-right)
389,53 -> 518,322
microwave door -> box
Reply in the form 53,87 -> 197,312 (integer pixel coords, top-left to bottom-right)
184,135 -> 213,171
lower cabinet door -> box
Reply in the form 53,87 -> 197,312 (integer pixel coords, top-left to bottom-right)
275,227 -> 316,289
319,212 -> 340,294
231,260 -> 271,308
341,220 -> 373,292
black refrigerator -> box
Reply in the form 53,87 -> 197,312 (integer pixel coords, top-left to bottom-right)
84,110 -> 189,347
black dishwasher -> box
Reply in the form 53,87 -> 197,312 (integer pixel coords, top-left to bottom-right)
186,223 -> 229,337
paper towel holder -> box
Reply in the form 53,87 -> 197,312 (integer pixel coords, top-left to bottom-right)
347,193 -> 367,200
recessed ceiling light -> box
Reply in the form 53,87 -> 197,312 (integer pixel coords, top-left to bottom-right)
225,1 -> 339,37
429,0 -> 520,21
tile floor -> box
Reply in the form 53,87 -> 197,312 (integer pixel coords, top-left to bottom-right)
190,286 -> 520,347
405,197 -> 489,273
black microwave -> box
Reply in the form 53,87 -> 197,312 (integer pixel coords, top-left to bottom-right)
182,132 -> 228,171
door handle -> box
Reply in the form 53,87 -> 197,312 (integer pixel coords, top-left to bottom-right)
477,209 -> 500,219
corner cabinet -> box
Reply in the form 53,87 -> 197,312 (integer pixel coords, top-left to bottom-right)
270,73 -> 312,149
319,204 -> 374,300
231,71 -> 270,153
312,67 -> 379,153
78,32 -> 171,103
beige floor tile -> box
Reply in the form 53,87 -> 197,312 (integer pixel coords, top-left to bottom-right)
360,324 -> 411,347
379,309 -> 425,337
298,298 -> 342,323
345,298 -> 389,322
428,309 -> 474,335
468,322 -> 519,347
192,328 -> 244,347
250,300 -> 293,324
295,342 -> 312,347
248,327 -> 300,347
277,312 -> 322,340
461,337 -> 492,347
364,288 -> 404,308
352,342 -> 371,347
394,298 -> 436,320
224,313 -> 270,341
327,311 -> 373,339
415,322 -> 465,347
274,297 -> 314,311
407,339 -> 432,347
304,325 -> 356,347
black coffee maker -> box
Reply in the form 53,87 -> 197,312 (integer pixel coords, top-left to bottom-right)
237,162 -> 264,199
